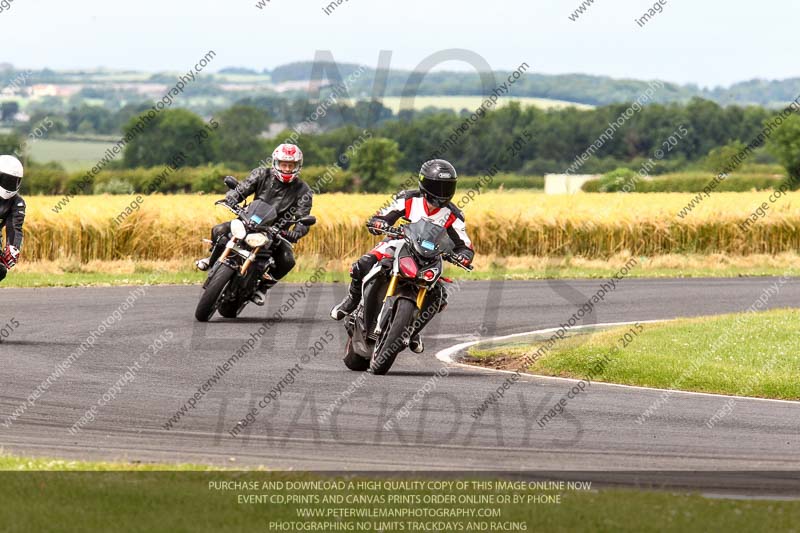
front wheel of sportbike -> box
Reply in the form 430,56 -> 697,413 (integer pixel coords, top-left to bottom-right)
218,296 -> 247,319
370,298 -> 416,375
195,264 -> 236,322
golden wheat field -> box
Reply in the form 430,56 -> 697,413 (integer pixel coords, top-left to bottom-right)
22,192 -> 800,262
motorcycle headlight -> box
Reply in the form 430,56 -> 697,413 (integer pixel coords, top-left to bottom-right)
230,219 -> 246,240
245,233 -> 268,247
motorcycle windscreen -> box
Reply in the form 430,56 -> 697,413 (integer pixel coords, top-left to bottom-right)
244,200 -> 278,230
403,219 -> 455,259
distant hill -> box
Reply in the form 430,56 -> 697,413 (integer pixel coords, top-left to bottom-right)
268,61 -> 800,108
4,61 -> 800,111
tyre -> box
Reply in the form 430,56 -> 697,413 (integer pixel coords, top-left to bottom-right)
195,264 -> 237,322
343,338 -> 370,371
218,297 -> 246,318
370,298 -> 416,375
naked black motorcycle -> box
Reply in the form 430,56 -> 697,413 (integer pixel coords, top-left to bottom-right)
194,176 -> 316,322
341,219 -> 472,375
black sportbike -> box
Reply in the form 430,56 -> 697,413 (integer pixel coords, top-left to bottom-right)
194,177 -> 316,322
341,219 -> 472,375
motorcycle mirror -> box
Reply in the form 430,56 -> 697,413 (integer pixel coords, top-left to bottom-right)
297,215 -> 317,227
223,176 -> 239,190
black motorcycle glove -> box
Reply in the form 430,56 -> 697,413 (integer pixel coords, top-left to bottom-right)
283,230 -> 303,243
367,218 -> 389,236
224,191 -> 240,207
283,222 -> 309,243
453,253 -> 472,268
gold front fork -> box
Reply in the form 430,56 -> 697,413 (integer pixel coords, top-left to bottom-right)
384,274 -> 427,309
219,243 -> 233,263
384,274 -> 398,301
240,246 -> 261,275
416,287 -> 428,310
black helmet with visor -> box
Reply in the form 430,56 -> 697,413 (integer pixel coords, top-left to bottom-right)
419,159 -> 457,208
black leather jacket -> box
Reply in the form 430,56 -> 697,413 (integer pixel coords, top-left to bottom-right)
228,168 -> 313,237
0,194 -> 25,249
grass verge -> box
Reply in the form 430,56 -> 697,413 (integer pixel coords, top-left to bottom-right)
0,454 -> 797,533
0,453 -> 226,471
468,309 -> 800,400
3,254 -> 799,288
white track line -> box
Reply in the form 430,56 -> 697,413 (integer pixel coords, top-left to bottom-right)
435,320 -> 800,405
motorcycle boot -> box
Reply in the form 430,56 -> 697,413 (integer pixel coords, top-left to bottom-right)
330,281 -> 361,320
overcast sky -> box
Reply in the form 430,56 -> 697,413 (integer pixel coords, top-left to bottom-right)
5,0 -> 799,87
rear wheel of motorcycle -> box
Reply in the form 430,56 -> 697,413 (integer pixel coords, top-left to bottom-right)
370,298 -> 416,375
343,338 -> 370,371
195,264 -> 236,322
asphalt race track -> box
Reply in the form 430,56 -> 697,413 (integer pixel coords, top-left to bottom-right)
2,278 -> 799,491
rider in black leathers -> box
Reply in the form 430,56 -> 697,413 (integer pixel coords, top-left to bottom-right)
0,155 -> 25,283
196,144 -> 313,305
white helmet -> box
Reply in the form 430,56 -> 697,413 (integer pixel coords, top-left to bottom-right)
271,143 -> 303,184
0,155 -> 23,200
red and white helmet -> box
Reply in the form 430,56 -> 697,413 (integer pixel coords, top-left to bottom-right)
271,143 -> 303,184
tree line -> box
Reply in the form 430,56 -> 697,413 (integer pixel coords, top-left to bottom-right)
118,98 -> 784,176
7,96 -> 800,188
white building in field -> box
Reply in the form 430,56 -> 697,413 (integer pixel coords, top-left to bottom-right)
30,84 -> 81,97
545,174 -> 597,194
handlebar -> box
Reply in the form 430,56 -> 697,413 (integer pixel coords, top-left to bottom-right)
373,226 -> 404,239
369,223 -> 473,272
215,199 -> 305,244
444,253 -> 474,272
215,199 -> 243,217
